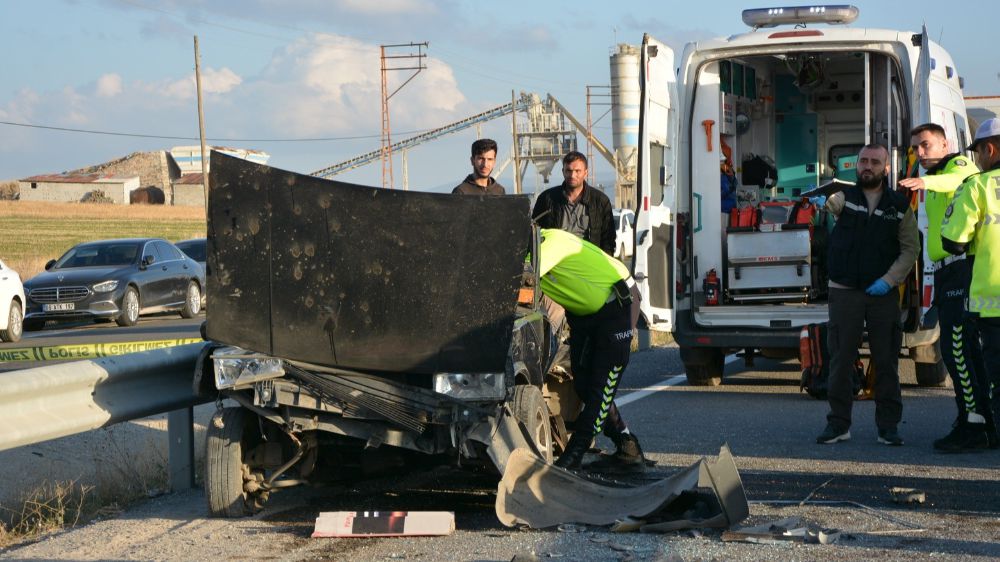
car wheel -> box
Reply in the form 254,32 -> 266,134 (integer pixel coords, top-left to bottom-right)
206,407 -> 267,517
116,286 -> 140,327
680,345 -> 725,386
0,301 -> 23,343
180,281 -> 202,318
512,385 -> 554,463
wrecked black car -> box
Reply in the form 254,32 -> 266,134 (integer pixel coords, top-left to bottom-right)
194,153 -> 573,517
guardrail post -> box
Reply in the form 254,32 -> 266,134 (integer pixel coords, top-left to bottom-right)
168,407 -> 196,490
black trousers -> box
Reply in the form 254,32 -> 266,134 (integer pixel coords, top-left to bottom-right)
566,298 -> 634,442
934,259 -> 989,421
977,316 -> 1000,433
827,288 -> 903,431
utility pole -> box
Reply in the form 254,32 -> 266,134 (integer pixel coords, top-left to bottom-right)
194,36 -> 209,210
585,85 -> 612,186
379,42 -> 428,189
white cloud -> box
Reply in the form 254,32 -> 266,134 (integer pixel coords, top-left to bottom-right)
250,33 -> 465,136
96,73 -> 123,97
162,67 -> 243,100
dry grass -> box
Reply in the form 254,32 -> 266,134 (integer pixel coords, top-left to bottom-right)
0,201 -> 206,279
0,481 -> 90,548
0,426 -> 173,549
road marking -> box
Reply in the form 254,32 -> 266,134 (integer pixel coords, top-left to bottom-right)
0,338 -> 203,363
617,354 -> 740,407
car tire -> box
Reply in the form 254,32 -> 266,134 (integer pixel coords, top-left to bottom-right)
206,407 -> 263,518
512,385 -> 554,463
23,318 -> 45,332
180,281 -> 202,318
0,300 -> 23,343
116,286 -> 140,327
680,345 -> 725,386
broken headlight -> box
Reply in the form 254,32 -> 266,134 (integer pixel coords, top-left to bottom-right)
212,347 -> 285,390
433,372 -> 506,401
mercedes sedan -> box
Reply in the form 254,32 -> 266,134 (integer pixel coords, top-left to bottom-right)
23,238 -> 205,331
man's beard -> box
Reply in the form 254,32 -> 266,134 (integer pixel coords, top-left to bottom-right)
857,172 -> 885,190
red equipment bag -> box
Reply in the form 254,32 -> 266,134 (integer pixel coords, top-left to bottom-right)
728,206 -> 758,229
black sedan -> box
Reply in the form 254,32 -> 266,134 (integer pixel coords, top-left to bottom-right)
23,238 -> 206,330
175,238 -> 206,270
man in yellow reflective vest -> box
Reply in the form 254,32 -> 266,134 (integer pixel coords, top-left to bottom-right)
899,123 -> 987,451
538,228 -> 645,470
941,117 -> 1000,450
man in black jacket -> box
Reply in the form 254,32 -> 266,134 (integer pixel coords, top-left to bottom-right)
531,152 -> 616,256
816,144 -> 919,447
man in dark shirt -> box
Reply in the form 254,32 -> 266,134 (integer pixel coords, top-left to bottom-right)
453,138 -> 506,195
531,152 -> 615,255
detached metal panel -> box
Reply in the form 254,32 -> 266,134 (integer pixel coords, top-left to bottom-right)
207,152 -> 530,375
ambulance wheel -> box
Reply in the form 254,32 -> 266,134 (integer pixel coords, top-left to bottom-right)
911,343 -> 948,387
681,346 -> 724,386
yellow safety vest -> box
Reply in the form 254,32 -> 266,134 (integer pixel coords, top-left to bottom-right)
538,228 -> 630,316
941,167 -> 1000,317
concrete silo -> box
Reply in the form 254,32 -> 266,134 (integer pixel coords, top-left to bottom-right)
610,44 -> 640,208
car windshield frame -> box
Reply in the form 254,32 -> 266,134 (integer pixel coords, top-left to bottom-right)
54,242 -> 142,269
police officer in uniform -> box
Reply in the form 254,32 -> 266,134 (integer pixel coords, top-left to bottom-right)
537,228 -> 644,471
899,123 -> 988,451
816,144 -> 920,446
941,117 -> 1000,449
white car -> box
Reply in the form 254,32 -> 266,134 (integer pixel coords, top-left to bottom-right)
613,209 -> 635,259
0,259 -> 25,342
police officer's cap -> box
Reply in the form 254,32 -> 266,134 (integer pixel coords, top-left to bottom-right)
968,117 -> 1000,151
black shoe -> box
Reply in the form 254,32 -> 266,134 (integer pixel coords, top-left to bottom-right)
933,422 -> 990,453
987,425 -> 999,450
877,428 -> 904,446
587,434 -> 646,473
554,434 -> 590,469
816,424 -> 850,444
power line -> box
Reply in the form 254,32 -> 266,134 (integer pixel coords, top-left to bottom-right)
0,119 -> 431,143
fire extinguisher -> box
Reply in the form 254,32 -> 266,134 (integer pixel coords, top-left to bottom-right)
703,269 -> 720,306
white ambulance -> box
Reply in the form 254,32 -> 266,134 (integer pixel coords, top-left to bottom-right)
633,5 -> 971,385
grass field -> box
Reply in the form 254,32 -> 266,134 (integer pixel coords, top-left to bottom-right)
0,201 -> 206,279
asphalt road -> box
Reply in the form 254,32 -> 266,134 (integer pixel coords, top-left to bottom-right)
3,342 -> 998,561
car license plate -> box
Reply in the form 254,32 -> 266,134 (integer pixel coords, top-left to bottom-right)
43,303 -> 75,312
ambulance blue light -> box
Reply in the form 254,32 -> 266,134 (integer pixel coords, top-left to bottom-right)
742,5 -> 859,28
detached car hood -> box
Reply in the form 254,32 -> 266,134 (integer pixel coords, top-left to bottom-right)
206,152 -> 531,375
26,267 -> 126,287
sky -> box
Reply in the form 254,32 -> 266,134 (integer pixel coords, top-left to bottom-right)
2,0 -> 998,193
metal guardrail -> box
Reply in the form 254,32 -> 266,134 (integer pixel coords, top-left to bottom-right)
0,342 -> 211,489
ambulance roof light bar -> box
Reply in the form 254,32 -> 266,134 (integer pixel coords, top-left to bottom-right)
742,5 -> 859,29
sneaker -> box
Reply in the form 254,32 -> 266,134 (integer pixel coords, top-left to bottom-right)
877,428 -> 904,446
933,422 -> 989,453
587,434 -> 646,473
816,424 -> 851,444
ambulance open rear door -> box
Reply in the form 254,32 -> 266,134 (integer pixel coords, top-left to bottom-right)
633,34 -> 678,332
